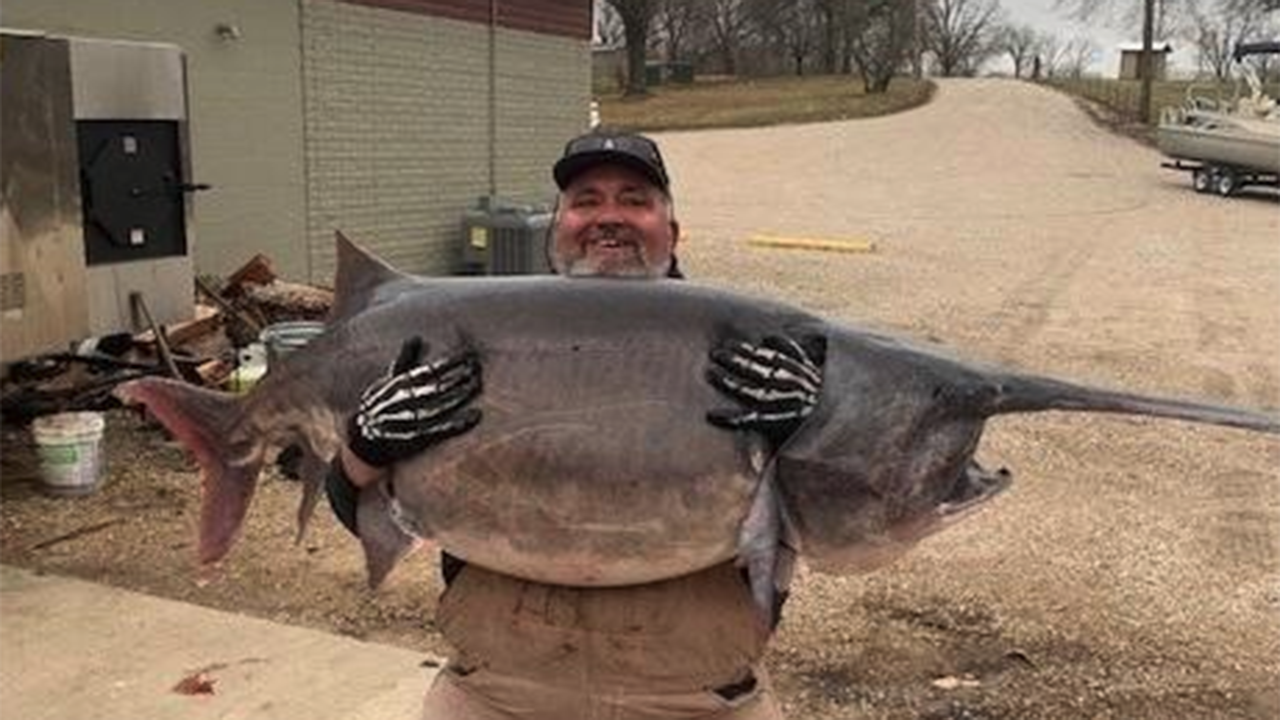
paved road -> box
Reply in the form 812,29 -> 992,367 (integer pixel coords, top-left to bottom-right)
0,565 -> 437,720
658,79 -> 1280,718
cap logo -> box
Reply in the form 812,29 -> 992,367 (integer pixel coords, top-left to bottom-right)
604,138 -> 615,150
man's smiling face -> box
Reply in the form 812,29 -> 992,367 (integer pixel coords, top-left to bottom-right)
551,164 -> 679,278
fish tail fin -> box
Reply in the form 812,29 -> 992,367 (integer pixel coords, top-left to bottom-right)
115,378 -> 263,565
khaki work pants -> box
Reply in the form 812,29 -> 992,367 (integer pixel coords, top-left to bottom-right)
421,562 -> 783,720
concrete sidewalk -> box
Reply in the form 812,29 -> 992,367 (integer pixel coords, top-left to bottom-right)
0,565 -> 438,720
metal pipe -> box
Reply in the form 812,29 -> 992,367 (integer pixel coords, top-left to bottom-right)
488,0 -> 498,198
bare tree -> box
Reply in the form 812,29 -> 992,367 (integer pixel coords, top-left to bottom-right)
922,0 -> 1005,77
653,0 -> 703,63
1028,33 -> 1099,79
705,0 -> 752,75
1035,33 -> 1069,78
1035,35 -> 1055,78
813,0 -> 848,73
595,0 -> 626,47
1219,0 -> 1278,13
1064,0 -> 1157,117
608,0 -> 658,96
847,0 -> 916,92
1189,0 -> 1263,79
1227,14 -> 1279,82
995,23 -> 1040,77
1062,36 -> 1101,77
1055,0 -> 1182,121
749,0 -> 823,75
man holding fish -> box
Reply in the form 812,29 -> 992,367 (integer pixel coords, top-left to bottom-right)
326,130 -> 826,719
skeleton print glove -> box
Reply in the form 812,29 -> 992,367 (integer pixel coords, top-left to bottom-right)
347,336 -> 482,468
706,334 -> 826,448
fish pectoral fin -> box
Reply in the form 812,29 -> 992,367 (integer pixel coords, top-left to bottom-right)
293,443 -> 338,545
356,480 -> 427,589
736,470 -> 785,624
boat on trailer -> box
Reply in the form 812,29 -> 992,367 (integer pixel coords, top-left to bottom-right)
1157,41 -> 1280,196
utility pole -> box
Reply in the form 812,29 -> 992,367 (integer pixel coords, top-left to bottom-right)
1139,0 -> 1155,124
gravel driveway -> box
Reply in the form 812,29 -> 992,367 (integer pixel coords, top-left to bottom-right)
657,78 -> 1280,719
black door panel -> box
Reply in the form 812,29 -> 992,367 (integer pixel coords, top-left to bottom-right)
78,120 -> 188,266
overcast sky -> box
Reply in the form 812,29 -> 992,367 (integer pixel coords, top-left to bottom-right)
999,0 -> 1195,76
591,0 -> 1206,78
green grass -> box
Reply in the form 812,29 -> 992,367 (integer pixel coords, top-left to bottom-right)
597,75 -> 936,133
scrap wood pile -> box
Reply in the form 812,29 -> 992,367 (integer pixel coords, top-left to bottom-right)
0,254 -> 333,425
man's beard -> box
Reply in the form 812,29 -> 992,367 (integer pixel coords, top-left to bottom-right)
562,241 -> 665,278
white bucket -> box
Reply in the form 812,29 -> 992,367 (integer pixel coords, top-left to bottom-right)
229,342 -> 268,394
31,412 -> 107,497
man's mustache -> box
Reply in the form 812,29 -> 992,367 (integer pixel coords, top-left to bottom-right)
584,227 -> 641,245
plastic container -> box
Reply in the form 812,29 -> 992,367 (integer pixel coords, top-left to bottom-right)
229,342 -> 268,393
31,412 -> 107,497
260,321 -> 326,370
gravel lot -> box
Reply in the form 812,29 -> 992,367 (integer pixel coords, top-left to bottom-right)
661,78 -> 1280,718
3,78 -> 1277,719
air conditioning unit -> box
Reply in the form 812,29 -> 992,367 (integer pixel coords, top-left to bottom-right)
461,198 -> 553,275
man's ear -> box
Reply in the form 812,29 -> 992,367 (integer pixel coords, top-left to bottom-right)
665,220 -> 683,279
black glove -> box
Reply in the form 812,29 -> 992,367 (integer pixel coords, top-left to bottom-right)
347,337 -> 483,468
706,334 -> 826,448
275,443 -> 304,481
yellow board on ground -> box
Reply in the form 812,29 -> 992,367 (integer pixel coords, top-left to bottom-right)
747,234 -> 877,254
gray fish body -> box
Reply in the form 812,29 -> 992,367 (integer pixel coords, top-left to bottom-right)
116,235 -> 1280,592
319,276 -> 810,586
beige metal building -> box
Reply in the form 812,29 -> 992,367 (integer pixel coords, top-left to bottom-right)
3,0 -> 591,284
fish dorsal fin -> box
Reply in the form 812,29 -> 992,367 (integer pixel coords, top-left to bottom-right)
328,231 -> 412,324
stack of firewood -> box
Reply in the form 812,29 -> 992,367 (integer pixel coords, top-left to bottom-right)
0,254 -> 333,424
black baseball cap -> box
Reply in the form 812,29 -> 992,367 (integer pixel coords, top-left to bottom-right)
553,130 -> 670,193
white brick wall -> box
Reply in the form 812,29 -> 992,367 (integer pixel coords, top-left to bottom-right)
302,0 -> 591,280
495,30 -> 593,202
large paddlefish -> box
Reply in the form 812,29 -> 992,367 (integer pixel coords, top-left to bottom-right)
116,233 -> 1280,610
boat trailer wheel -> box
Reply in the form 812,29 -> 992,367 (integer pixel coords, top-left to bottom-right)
1192,167 -> 1214,193
1215,170 -> 1238,197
